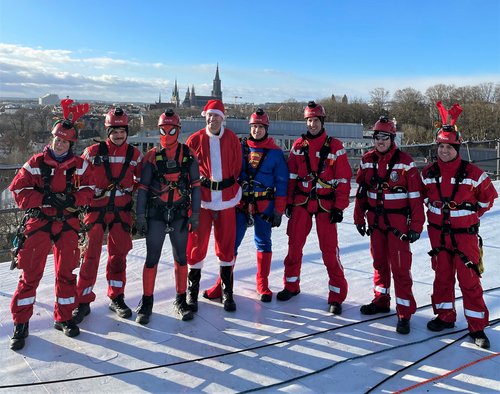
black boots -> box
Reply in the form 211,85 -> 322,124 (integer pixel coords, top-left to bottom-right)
72,302 -> 91,324
185,267 -> 236,312
11,319 -> 80,350
277,288 -> 300,301
135,295 -> 154,325
396,318 -> 411,335
427,317 -> 454,332
360,303 -> 390,315
109,294 -> 132,318
187,269 -> 201,312
329,302 -> 342,315
174,293 -> 194,321
469,330 -> 490,349
10,322 -> 29,351
220,266 -> 236,312
54,320 -> 80,337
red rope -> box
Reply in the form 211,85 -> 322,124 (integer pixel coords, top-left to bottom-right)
394,352 -> 499,393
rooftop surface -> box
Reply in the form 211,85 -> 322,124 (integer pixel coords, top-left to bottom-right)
1,183 -> 499,393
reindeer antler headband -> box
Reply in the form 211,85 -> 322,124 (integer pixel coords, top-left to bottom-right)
436,101 -> 463,126
60,98 -> 90,124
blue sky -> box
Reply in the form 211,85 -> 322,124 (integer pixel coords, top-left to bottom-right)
0,0 -> 498,104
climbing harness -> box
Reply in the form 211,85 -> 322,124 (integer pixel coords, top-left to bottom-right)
364,149 -> 412,240
425,160 -> 482,276
149,144 -> 193,233
88,142 -> 135,233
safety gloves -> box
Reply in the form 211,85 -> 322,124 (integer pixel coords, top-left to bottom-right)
271,210 -> 283,228
284,204 -> 293,219
356,223 -> 366,236
188,213 -> 200,232
135,214 -> 148,236
329,208 -> 343,223
407,230 -> 420,243
42,193 -> 75,210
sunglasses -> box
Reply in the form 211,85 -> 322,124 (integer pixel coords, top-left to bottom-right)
373,134 -> 390,141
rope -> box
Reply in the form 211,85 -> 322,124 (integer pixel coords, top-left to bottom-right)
2,287 -> 499,390
365,317 -> 500,393
241,328 -> 471,394
394,352 -> 500,393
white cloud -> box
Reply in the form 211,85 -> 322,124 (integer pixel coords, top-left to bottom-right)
0,43 -> 498,104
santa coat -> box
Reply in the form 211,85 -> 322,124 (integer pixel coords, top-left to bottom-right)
186,126 -> 242,211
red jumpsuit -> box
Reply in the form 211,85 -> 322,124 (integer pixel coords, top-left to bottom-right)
421,155 -> 497,332
77,140 -> 142,303
9,146 -> 94,323
354,145 -> 424,319
284,131 -> 352,304
186,126 -> 242,267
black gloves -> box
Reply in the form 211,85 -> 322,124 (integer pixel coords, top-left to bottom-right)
407,230 -> 420,243
329,208 -> 343,223
356,223 -> 366,236
43,193 -> 64,209
42,193 -> 75,210
135,214 -> 148,236
188,213 -> 200,232
63,195 -> 76,210
285,204 -> 293,219
271,210 -> 283,228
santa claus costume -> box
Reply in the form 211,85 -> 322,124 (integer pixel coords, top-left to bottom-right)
185,100 -> 242,312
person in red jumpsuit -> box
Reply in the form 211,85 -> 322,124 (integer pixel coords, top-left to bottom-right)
185,99 -> 242,312
8,99 -> 94,350
353,116 -> 424,334
278,101 -> 352,315
422,101 -> 498,349
72,108 -> 142,324
134,109 -> 201,323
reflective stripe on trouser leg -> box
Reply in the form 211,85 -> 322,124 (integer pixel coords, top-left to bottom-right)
57,296 -> 76,305
17,296 -> 36,306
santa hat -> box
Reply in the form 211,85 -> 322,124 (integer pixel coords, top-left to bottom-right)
201,99 -> 225,118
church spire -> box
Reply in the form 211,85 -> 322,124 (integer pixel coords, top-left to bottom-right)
171,79 -> 179,107
212,63 -> 222,99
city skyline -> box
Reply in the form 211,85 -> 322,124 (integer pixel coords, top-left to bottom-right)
0,0 -> 499,104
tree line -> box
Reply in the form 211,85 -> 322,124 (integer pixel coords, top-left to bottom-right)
1,82 -> 499,165
259,82 -> 499,145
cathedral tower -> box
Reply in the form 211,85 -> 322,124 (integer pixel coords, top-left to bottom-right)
211,64 -> 222,99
